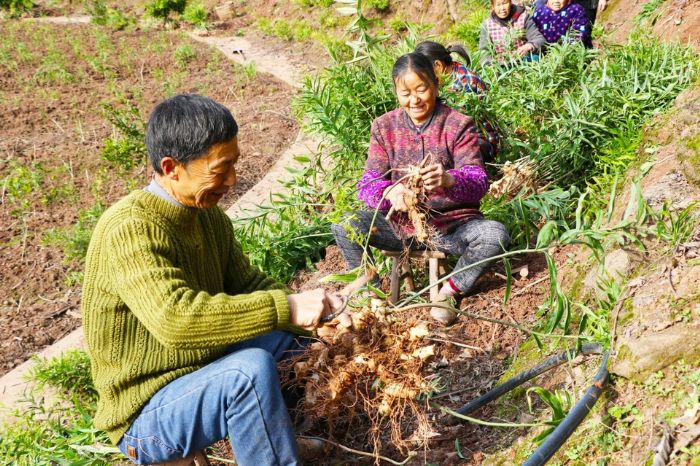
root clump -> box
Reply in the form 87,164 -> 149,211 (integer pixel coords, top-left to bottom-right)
284,302 -> 445,462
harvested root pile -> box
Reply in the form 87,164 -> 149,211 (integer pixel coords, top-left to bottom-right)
284,303 -> 443,460
489,158 -> 540,200
387,156 -> 437,245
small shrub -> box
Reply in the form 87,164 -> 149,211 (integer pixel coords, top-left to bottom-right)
256,17 -> 313,42
388,15 -> 407,33
104,8 -> 133,30
2,160 -> 44,217
365,0 -> 389,11
182,1 -> 209,29
444,5 -> 489,52
29,350 -> 96,400
295,0 -> 333,7
318,9 -> 340,28
174,43 -> 197,67
88,0 -> 133,30
0,351 -> 122,465
100,98 -> 147,171
145,0 -> 186,22
0,0 -> 33,16
42,202 -> 105,263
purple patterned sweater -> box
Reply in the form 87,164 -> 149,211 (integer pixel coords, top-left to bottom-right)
357,102 -> 488,235
532,2 -> 592,48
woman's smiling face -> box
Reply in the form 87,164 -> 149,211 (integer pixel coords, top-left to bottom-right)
547,0 -> 568,12
395,70 -> 438,126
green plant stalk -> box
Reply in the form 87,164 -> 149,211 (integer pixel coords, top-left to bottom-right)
433,403 -> 544,428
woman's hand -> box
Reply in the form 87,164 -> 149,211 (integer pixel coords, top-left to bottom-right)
516,43 -> 535,57
287,289 -> 343,330
384,183 -> 416,212
420,164 -> 455,192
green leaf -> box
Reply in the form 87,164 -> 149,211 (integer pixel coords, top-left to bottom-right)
536,220 -> 559,249
319,268 -> 360,283
455,438 -> 466,459
503,257 -> 512,304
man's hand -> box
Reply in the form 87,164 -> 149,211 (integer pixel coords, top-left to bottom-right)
287,289 -> 343,330
516,43 -> 535,57
384,183 -> 416,212
420,164 -> 455,192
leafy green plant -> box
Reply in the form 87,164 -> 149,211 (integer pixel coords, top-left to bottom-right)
42,202 -> 105,263
28,350 -> 96,400
234,155 -> 335,282
0,352 -> 122,465
182,1 -> 209,29
256,17 -> 314,42
0,0 -> 32,16
527,387 -> 573,443
88,0 -> 133,30
650,201 -> 699,250
174,43 -> 197,67
145,0 -> 186,23
100,98 -> 147,171
443,0 -> 489,52
2,160 -> 44,217
33,47 -> 75,84
635,0 -> 668,26
296,0 -> 333,7
365,0 -> 389,11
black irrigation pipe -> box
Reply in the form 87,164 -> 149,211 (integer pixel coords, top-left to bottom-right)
444,342 -> 609,466
523,351 -> 609,466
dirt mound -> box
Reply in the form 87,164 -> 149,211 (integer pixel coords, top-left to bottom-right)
601,0 -> 700,49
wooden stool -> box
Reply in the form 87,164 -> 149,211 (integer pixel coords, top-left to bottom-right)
382,250 -> 448,304
150,450 -> 211,466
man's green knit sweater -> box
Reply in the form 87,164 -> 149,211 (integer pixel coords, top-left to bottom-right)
81,190 -> 293,445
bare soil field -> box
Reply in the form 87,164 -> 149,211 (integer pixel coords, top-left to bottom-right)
0,21 -> 296,375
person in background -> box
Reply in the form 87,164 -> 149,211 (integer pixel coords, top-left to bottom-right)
415,40 -> 501,163
572,0 -> 607,25
479,0 -> 546,66
331,53 -> 510,327
82,94 -> 337,465
533,0 -> 593,49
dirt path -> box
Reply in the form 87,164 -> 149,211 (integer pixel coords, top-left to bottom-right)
187,33 -> 303,89
0,20 -> 320,422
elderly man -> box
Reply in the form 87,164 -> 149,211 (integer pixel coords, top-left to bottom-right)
82,94 -> 337,465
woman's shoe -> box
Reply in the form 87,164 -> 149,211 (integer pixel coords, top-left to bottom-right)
429,293 -> 457,326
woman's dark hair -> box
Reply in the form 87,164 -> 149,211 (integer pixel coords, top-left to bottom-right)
391,52 -> 439,89
415,40 -> 471,68
145,94 -> 238,175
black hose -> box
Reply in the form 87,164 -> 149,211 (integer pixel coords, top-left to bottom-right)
523,351 -> 609,466
446,342 -> 604,424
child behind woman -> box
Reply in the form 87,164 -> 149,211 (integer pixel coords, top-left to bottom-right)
533,0 -> 592,48
479,0 -> 546,66
415,41 -> 500,162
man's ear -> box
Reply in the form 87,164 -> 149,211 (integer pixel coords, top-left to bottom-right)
160,157 -> 179,180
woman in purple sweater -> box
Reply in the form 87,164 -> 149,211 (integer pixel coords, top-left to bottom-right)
533,0 -> 593,48
331,53 -> 510,325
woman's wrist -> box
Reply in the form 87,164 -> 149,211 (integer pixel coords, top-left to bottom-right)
443,172 -> 456,189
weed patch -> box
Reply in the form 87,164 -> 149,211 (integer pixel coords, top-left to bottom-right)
0,351 -> 123,466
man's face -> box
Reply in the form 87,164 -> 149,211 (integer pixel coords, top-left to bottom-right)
171,137 -> 239,209
547,0 -> 568,12
493,0 -> 511,19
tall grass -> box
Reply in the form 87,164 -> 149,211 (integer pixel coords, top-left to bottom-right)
234,36 -> 697,282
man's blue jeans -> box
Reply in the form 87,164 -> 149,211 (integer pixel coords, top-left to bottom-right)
117,330 -> 301,465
